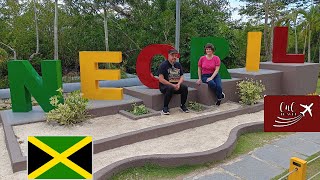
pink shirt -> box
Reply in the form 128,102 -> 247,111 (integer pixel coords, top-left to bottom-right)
198,55 -> 221,74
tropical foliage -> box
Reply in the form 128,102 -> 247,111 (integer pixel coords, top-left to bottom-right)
46,89 -> 89,125
0,0 -> 319,89
129,103 -> 149,116
237,78 -> 266,105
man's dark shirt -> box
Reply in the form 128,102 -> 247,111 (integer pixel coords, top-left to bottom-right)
158,60 -> 184,88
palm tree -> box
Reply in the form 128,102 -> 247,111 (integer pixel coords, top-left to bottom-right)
297,6 -> 320,62
276,11 -> 299,53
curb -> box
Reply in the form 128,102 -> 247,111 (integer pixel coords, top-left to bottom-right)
93,121 -> 264,180
94,103 -> 263,153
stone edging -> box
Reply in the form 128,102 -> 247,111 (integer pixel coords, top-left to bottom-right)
93,121 -> 264,180
119,107 -> 161,120
1,113 -> 27,172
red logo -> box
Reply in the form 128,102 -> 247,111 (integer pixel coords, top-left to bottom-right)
264,96 -> 320,132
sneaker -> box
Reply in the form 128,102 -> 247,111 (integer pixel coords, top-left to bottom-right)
180,104 -> 189,113
221,92 -> 225,99
162,107 -> 170,115
216,99 -> 222,106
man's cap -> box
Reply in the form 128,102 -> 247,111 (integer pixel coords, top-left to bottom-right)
168,49 -> 179,54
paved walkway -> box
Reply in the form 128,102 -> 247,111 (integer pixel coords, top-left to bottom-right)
185,132 -> 320,180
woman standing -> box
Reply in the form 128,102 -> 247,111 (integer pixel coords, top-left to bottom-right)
196,43 -> 225,106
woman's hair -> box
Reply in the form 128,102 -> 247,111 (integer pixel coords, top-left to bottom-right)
204,43 -> 215,54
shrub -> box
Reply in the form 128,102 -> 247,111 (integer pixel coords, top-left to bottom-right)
62,72 -> 80,83
188,101 -> 204,112
0,48 -> 8,62
121,70 -> 128,79
237,78 -> 265,105
129,103 -> 149,116
46,89 -> 89,125
0,76 -> 9,89
0,48 -> 9,78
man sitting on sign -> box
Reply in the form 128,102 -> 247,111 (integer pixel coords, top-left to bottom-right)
158,49 -> 189,115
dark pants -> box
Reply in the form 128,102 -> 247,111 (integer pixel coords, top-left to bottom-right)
201,74 -> 223,99
160,84 -> 188,108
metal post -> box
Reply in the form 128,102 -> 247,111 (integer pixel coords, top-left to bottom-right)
175,0 -> 180,53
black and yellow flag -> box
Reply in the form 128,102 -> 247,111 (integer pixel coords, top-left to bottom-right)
28,136 -> 92,179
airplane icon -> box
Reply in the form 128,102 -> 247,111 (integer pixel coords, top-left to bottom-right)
300,103 -> 313,117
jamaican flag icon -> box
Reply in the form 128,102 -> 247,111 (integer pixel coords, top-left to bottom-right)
28,136 -> 92,179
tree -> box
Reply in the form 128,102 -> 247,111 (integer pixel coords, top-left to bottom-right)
297,6 -> 320,62
0,42 -> 16,60
29,0 -> 40,60
54,0 -> 58,60
239,0 -> 306,60
276,11 -> 299,53
264,0 -> 270,61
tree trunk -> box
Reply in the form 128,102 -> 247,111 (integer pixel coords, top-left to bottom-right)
103,1 -> 110,69
29,0 -> 39,60
103,6 -> 109,51
34,0 -> 39,54
264,0 -> 270,61
308,26 -> 311,62
0,42 -> 16,60
294,19 -> 298,54
269,18 -> 274,60
303,25 -> 308,56
54,0 -> 58,60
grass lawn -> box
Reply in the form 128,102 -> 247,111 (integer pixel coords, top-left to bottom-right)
111,132 -> 291,180
307,152 -> 320,179
273,152 -> 320,179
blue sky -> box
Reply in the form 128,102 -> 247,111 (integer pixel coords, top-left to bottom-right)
229,0 -> 246,21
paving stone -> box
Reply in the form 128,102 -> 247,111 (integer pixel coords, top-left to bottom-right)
253,144 -> 307,169
222,155 -> 283,180
196,173 -> 239,180
0,106 -> 45,125
273,135 -> 320,156
293,133 -> 320,144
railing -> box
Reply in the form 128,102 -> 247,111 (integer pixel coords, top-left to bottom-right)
277,155 -> 320,180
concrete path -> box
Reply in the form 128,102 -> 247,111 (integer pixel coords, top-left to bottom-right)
185,132 -> 320,180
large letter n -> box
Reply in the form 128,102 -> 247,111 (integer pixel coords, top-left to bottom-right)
8,60 -> 63,112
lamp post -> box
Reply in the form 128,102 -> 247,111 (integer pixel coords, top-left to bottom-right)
175,0 -> 180,53
175,0 -> 181,62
